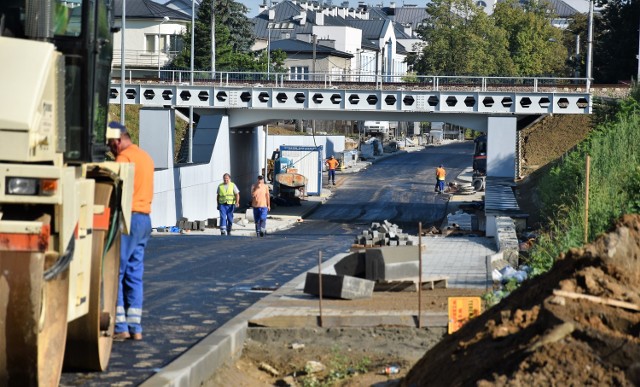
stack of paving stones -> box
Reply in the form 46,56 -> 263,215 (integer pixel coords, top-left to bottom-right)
155,217 -> 206,232
353,220 -> 414,247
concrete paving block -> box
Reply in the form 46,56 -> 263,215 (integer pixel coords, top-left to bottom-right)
198,220 -> 206,231
156,227 -> 165,232
371,222 -> 380,229
177,220 -> 186,229
303,272 -> 374,300
333,251 -> 366,277
206,218 -> 217,228
185,221 -> 193,230
191,221 -> 199,230
377,225 -> 388,234
371,230 -> 379,239
365,245 -> 420,281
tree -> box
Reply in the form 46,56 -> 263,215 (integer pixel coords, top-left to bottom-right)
171,0 -> 265,72
593,0 -> 640,83
408,0 -> 513,76
492,0 -> 567,76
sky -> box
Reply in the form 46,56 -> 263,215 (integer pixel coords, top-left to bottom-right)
242,0 -> 267,17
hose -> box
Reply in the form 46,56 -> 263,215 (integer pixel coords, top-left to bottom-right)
43,234 -> 75,281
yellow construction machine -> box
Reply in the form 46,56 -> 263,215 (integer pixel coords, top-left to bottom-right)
0,0 -> 133,385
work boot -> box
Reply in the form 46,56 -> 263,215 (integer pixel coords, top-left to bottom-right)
227,228 -> 232,235
220,230 -> 227,235
113,332 -> 131,341
259,231 -> 265,237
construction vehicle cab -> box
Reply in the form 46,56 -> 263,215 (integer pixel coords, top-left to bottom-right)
0,0 -> 132,385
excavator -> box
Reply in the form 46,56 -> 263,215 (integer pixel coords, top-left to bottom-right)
0,0 -> 133,385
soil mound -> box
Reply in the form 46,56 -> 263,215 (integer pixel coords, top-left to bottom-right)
402,214 -> 640,386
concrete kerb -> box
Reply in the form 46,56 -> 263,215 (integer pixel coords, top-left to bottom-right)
140,251 -> 350,387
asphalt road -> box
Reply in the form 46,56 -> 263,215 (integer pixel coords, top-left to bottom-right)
60,141 -> 473,386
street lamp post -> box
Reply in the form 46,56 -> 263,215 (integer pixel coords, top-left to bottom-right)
267,24 -> 272,80
120,0 -> 126,123
158,16 -> 169,78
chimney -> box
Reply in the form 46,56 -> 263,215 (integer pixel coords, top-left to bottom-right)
403,23 -> 412,37
269,9 -> 275,20
390,2 -> 396,8
316,12 -> 324,25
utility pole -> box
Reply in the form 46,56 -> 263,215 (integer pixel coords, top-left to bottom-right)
211,0 -> 215,80
120,0 -> 126,123
188,0 -> 195,164
586,0 -> 594,92
312,34 -> 317,135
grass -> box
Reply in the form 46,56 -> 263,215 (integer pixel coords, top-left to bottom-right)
526,87 -> 640,274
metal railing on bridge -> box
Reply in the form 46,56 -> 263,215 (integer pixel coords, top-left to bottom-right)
111,68 -> 590,94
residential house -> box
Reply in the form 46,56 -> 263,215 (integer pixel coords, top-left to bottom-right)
252,0 -> 410,82
267,39 -> 354,80
112,0 -> 190,78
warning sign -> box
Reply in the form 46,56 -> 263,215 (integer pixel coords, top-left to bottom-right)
448,297 -> 482,334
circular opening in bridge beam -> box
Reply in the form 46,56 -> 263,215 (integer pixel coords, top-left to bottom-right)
519,97 -> 532,108
313,93 -> 324,103
427,96 -> 439,106
198,91 -> 209,101
162,90 -> 173,100
294,93 -> 305,103
125,89 -> 137,100
240,92 -> 251,102
576,98 -> 588,109
366,95 -> 378,105
330,94 -> 342,104
501,97 -> 513,107
258,92 -> 270,103
349,94 -> 360,104
539,97 -> 550,108
110,89 -> 118,99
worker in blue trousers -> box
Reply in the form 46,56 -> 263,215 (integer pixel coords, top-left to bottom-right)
217,173 -> 240,235
107,121 -> 154,341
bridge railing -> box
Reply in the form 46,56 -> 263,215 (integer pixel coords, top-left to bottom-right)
111,68 -> 590,93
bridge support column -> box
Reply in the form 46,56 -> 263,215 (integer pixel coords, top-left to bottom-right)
486,116 -> 516,178
229,126 -> 263,204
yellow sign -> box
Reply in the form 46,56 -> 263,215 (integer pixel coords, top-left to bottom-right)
448,297 -> 482,334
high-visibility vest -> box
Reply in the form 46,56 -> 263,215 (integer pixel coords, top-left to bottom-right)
217,183 -> 236,204
436,167 -> 446,180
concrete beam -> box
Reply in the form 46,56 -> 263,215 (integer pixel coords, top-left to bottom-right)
303,272 -> 374,300
365,245 -> 420,281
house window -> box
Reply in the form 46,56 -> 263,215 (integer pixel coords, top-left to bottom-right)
146,35 -> 156,53
289,66 -> 309,81
169,34 -> 184,54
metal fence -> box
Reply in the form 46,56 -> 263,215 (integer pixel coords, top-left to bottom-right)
111,68 -> 592,93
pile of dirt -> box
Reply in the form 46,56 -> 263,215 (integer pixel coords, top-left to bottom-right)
402,214 -> 640,386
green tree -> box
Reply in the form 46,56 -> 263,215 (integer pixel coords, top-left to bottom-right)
171,0 -> 263,71
492,0 -> 567,76
408,0 -> 513,76
593,0 -> 640,83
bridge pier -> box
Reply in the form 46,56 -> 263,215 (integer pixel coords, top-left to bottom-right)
138,108 -> 265,228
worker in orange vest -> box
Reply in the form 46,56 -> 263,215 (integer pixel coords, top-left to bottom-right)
325,155 -> 340,185
436,164 -> 446,193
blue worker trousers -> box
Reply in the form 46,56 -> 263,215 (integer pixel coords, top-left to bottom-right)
437,179 -> 445,193
328,169 -> 336,183
253,207 -> 268,233
116,213 -> 151,334
219,204 -> 235,233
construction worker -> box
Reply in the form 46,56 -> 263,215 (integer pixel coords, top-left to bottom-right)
325,155 -> 339,185
436,164 -> 446,193
217,173 -> 240,235
107,121 -> 154,341
251,175 -> 271,237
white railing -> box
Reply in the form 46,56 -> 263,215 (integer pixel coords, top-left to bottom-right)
112,49 -> 179,69
111,68 -> 592,93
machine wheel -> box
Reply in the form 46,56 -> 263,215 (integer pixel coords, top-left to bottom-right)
0,223 -> 70,386
64,182 -> 120,371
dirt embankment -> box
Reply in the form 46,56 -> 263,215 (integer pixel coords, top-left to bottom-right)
402,214 -> 640,386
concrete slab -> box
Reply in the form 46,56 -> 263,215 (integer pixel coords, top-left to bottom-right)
365,245 -> 420,281
303,272 -> 375,300
333,251 -> 366,277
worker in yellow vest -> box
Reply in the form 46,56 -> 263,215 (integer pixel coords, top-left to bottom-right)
217,173 -> 240,235
435,164 -> 446,194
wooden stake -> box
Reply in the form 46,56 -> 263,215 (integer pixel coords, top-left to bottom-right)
553,289 -> 640,312
584,154 -> 591,244
418,222 -> 423,328
318,250 -> 323,328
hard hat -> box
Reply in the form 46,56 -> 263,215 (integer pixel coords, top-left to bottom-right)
106,121 -> 127,141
